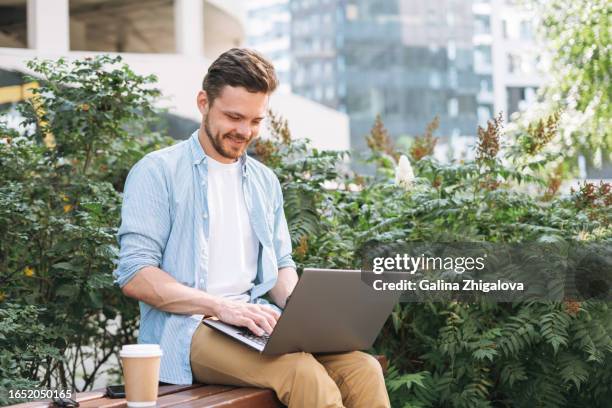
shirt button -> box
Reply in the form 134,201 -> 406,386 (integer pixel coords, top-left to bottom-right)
203,213 -> 208,219
199,278 -> 205,285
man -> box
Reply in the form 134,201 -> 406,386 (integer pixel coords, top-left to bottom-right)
114,48 -> 390,407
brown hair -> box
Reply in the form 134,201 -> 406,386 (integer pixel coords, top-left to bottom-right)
202,48 -> 278,105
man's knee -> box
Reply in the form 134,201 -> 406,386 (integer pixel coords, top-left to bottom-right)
340,352 -> 389,408
347,352 -> 384,377
276,352 -> 343,407
284,352 -> 329,382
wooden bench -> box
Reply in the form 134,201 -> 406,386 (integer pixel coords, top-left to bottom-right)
8,356 -> 387,408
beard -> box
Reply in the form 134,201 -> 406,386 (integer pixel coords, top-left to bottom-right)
204,116 -> 253,161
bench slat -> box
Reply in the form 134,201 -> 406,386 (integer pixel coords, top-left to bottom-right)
173,388 -> 282,408
158,384 -> 205,397
158,385 -> 236,407
77,384 -> 212,408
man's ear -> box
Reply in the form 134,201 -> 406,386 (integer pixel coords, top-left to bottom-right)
197,90 -> 209,116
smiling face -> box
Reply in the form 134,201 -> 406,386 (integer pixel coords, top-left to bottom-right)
197,86 -> 268,163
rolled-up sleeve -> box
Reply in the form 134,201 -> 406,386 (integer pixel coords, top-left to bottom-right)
113,155 -> 171,288
272,176 -> 296,270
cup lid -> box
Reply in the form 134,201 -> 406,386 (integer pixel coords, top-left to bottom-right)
120,344 -> 163,358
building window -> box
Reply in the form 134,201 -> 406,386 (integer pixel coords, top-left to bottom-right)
475,45 -> 492,68
323,13 -> 332,26
448,68 -> 458,89
448,98 -> 458,117
507,87 -> 525,116
0,0 -> 27,48
508,53 -> 533,74
323,38 -> 333,51
311,62 -> 321,76
446,12 -> 455,27
311,14 -> 320,31
335,32 -> 344,48
429,72 -> 441,89
507,86 -> 538,116
294,67 -> 305,86
324,61 -> 333,77
520,20 -> 533,40
480,77 -> 492,93
458,95 -> 477,114
447,41 -> 456,61
69,0 -> 176,53
314,86 -> 323,100
475,15 -> 491,35
337,56 -> 345,72
477,105 -> 493,125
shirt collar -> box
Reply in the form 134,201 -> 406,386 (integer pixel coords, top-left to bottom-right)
189,129 -> 249,176
189,130 -> 205,165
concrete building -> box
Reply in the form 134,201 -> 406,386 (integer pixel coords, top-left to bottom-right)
0,0 -> 349,150
479,0 -> 545,122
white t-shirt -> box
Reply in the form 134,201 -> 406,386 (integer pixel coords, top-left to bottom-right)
205,155 -> 259,302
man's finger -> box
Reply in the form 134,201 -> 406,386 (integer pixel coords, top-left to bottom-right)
256,306 -> 279,328
246,304 -> 278,328
248,312 -> 274,335
241,317 -> 264,336
259,305 -> 281,320
252,304 -> 279,320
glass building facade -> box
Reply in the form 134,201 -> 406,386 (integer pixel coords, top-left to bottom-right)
246,0 -> 293,93
290,0 -> 483,154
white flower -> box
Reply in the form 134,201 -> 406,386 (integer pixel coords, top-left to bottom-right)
395,155 -> 414,189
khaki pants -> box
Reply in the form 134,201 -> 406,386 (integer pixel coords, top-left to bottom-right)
190,323 -> 391,408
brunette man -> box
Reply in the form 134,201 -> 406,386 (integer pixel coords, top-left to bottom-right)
114,48 -> 390,408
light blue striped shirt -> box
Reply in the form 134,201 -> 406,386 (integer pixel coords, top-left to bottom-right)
113,130 -> 296,384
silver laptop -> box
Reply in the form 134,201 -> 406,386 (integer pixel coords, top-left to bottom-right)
203,268 -> 402,355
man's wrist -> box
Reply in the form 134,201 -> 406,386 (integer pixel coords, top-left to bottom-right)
208,295 -> 225,317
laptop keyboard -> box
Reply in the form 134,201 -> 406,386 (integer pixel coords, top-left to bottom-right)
238,329 -> 270,346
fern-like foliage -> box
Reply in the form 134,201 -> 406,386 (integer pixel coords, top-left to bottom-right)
258,112 -> 612,407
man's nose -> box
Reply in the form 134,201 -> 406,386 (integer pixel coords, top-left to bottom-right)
236,121 -> 252,138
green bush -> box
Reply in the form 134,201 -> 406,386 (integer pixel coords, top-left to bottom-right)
0,303 -> 64,406
257,114 -> 612,407
0,55 -> 173,404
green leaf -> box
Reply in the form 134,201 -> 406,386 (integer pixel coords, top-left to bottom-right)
388,372 -> 427,391
52,262 -> 80,272
53,284 -> 74,298
472,347 -> 498,362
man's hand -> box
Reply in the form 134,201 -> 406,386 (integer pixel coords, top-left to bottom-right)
213,298 -> 280,336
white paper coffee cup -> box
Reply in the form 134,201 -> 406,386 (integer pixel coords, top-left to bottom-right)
120,344 -> 163,407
